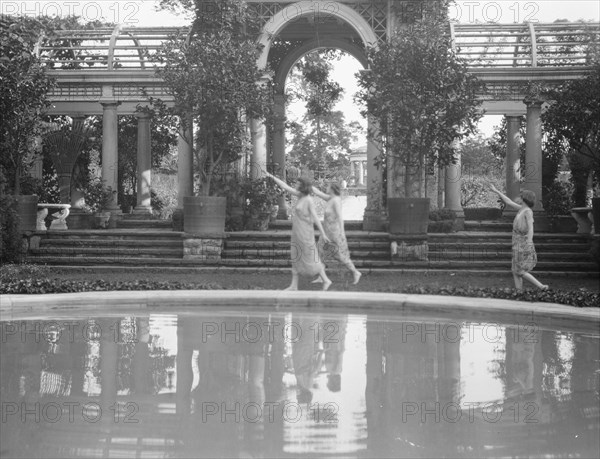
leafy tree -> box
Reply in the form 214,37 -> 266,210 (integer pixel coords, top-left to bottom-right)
286,50 -> 361,179
154,0 -> 272,196
356,12 -> 483,198
543,61 -> 600,204
0,16 -> 55,195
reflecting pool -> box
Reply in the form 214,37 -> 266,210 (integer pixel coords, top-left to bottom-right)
1,306 -> 599,458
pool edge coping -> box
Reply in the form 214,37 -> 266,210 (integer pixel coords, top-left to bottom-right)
1,290 -> 598,325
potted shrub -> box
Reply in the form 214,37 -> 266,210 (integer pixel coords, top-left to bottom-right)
241,177 -> 282,231
356,13 -> 483,234
154,0 -> 272,234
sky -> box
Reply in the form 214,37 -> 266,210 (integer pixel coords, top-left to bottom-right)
3,0 -> 599,139
4,0 -> 596,28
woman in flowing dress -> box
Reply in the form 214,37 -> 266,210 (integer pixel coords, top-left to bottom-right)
311,183 -> 361,285
489,184 -> 549,291
265,172 -> 333,291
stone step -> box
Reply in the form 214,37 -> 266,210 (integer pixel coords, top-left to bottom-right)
39,238 -> 183,248
270,220 -> 365,230
30,247 -> 184,257
222,248 -> 391,259
223,239 -> 590,253
225,240 -> 390,250
36,230 -> 181,240
117,218 -> 172,229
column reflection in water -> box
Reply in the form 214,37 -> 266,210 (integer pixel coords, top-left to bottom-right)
0,312 -> 598,458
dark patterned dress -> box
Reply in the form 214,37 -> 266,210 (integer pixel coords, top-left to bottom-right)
317,199 -> 353,267
512,207 -> 537,275
290,197 -> 323,276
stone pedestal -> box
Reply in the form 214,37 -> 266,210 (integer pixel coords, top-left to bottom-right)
389,235 -> 429,262
183,233 -> 225,262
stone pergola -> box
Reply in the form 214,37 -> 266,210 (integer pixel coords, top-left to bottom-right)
34,0 -> 599,228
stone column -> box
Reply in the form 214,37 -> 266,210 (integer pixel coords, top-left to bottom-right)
100,101 -> 120,211
251,118 -> 267,179
524,98 -> 544,211
134,112 -> 152,214
506,115 -> 522,202
445,148 -> 464,229
177,112 -> 194,208
358,161 -> 365,186
437,165 -> 445,209
272,94 -> 288,218
363,116 -> 385,231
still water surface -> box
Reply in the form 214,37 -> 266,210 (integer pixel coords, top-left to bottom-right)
1,310 -> 598,458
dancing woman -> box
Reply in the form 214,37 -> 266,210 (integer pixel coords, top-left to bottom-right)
265,172 -> 333,291
311,183 -> 361,285
489,184 -> 549,291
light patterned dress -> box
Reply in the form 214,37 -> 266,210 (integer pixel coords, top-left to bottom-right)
290,197 -> 323,276
512,207 -> 537,275
317,198 -> 353,267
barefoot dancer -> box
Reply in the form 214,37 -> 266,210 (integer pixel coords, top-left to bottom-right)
489,184 -> 549,291
265,172 -> 333,291
311,183 -> 362,285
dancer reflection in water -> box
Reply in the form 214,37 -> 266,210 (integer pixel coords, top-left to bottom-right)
265,171 -> 333,290
489,184 -> 549,291
311,183 -> 362,285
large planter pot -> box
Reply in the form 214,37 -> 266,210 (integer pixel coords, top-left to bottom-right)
16,195 -> 38,231
592,197 -> 600,234
184,196 -> 227,234
388,198 -> 430,234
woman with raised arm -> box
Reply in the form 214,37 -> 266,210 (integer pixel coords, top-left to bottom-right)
265,172 -> 333,291
489,184 -> 549,291
311,183 -> 362,285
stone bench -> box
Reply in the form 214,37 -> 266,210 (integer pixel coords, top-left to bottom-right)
37,203 -> 71,230
570,207 -> 593,234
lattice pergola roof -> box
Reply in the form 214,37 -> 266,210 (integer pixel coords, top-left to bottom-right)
36,22 -> 599,70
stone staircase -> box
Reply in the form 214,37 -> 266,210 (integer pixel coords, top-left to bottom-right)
26,220 -> 599,275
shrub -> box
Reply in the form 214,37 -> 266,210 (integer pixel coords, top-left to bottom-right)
0,278 -> 223,294
0,167 -> 21,264
0,263 -> 52,283
543,180 -> 574,217
429,209 -> 456,222
463,207 -> 503,220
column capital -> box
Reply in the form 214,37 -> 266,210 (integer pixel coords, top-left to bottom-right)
523,82 -> 546,107
135,111 -> 152,120
99,99 -> 121,108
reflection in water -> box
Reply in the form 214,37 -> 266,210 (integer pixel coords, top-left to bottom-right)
0,312 -> 598,458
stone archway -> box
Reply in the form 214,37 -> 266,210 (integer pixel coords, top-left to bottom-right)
257,1 -> 378,70
255,2 -> 378,220
270,38 -> 369,218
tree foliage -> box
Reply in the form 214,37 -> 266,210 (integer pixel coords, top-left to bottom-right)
0,16 -> 55,194
356,16 -> 483,198
286,50 -> 360,180
543,60 -> 600,200
155,0 -> 272,196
